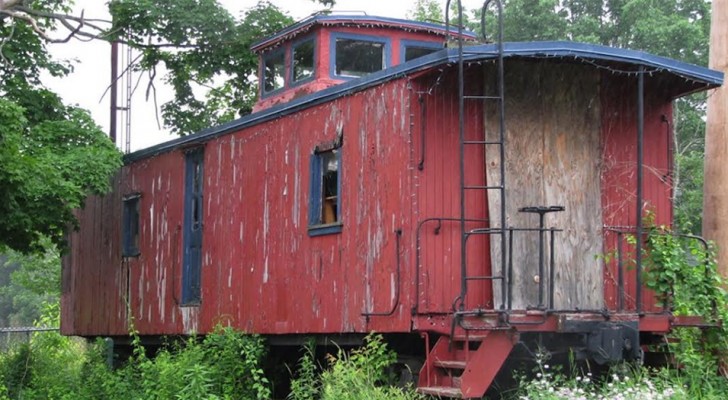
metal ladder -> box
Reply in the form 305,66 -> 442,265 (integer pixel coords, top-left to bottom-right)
445,0 -> 508,317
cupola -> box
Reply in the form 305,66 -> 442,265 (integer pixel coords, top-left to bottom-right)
250,13 -> 477,112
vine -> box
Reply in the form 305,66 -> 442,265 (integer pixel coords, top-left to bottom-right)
636,212 -> 728,377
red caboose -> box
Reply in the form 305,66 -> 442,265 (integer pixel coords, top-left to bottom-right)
62,11 -> 722,398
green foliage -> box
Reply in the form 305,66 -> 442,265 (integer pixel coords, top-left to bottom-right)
0,304 -> 86,400
1,323 -> 272,400
502,0 -> 568,41
0,0 -> 123,254
407,0 -> 444,23
631,214 -> 728,391
288,338 -> 320,400
0,98 -> 122,252
318,333 -> 421,400
0,234 -> 61,327
108,0 -> 295,136
517,364 -> 692,399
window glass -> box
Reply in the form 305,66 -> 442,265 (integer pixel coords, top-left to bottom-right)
335,38 -> 384,77
405,46 -> 440,62
319,149 -> 339,224
263,51 -> 285,92
309,146 -> 342,236
293,39 -> 315,82
122,196 -> 140,257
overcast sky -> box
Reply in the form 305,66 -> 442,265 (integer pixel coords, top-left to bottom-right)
46,1 -> 480,151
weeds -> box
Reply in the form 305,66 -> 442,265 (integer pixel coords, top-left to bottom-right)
0,306 -> 271,400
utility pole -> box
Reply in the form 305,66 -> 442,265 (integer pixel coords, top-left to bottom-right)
704,0 -> 728,278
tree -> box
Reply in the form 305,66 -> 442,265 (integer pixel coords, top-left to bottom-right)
1,1 -> 344,252
0,1 -> 123,253
0,237 -> 60,326
407,0 -> 444,22
109,0 -> 297,135
2,1 -> 335,137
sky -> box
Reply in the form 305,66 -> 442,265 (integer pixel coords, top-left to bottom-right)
46,1 -> 481,152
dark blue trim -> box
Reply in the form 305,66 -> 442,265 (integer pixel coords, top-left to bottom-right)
261,47 -> 287,97
308,147 -> 342,236
182,149 -> 204,306
400,39 -> 444,62
308,223 -> 343,237
336,146 -> 341,223
126,41 -> 722,163
290,35 -> 317,86
329,32 -> 392,80
308,152 -> 322,227
251,14 -> 477,53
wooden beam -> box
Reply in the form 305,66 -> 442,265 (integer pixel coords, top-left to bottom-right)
704,0 -> 728,279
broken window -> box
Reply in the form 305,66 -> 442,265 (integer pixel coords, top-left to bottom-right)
263,50 -> 285,93
334,36 -> 386,78
292,38 -> 315,82
309,146 -> 342,236
122,194 -> 141,257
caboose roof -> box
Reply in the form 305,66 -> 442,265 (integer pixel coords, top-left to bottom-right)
250,13 -> 478,54
127,41 -> 723,163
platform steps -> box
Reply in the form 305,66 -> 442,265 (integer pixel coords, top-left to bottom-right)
417,330 -> 515,399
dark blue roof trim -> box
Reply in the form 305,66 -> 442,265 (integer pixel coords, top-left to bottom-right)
251,14 -> 477,52
126,41 -> 722,163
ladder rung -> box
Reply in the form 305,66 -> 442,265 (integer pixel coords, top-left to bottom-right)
463,140 -> 503,145
466,229 -> 504,235
463,95 -> 502,100
464,185 -> 503,190
465,276 -> 504,281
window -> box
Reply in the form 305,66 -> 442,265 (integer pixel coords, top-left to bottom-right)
332,33 -> 389,78
292,38 -> 315,83
404,46 -> 440,61
263,50 -> 285,93
309,146 -> 342,236
401,40 -> 443,62
122,194 -> 141,257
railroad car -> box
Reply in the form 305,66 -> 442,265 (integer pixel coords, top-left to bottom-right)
61,8 -> 723,399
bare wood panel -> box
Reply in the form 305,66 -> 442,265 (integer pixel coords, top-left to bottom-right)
487,61 -> 604,310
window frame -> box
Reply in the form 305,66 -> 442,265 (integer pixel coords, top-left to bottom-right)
329,32 -> 391,80
400,39 -> 444,63
290,36 -> 317,86
261,47 -> 287,97
308,142 -> 343,237
122,193 -> 141,257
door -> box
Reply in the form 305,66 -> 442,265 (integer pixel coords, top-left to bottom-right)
182,148 -> 204,305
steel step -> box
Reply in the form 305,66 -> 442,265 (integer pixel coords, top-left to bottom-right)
418,386 -> 463,398
434,360 -> 467,370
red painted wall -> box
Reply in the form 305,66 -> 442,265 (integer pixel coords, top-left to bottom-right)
601,74 -> 674,312
62,63 -> 680,338
64,79 -> 418,336
412,69 -> 491,314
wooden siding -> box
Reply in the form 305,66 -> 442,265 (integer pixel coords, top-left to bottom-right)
61,172 -> 129,336
601,74 -> 674,312
414,68 -> 491,314
63,79 -> 416,336
62,59 -> 679,338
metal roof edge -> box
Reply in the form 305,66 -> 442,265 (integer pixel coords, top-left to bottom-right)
126,41 -> 723,163
250,14 -> 478,52
483,42 -> 724,85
